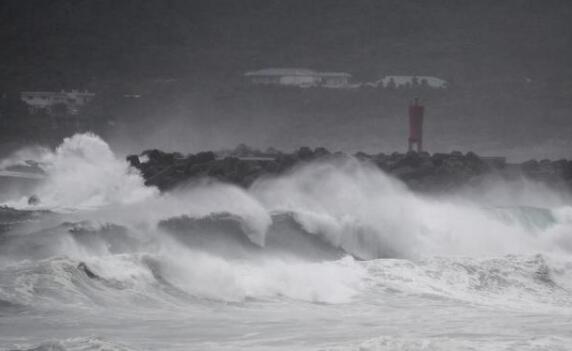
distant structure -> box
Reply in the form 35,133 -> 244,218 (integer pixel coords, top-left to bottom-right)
244,68 -> 352,88
319,72 -> 353,88
381,75 -> 447,89
245,68 -> 320,87
408,98 -> 425,152
20,90 -> 95,115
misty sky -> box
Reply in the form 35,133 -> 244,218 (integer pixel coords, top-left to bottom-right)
1,0 -> 571,160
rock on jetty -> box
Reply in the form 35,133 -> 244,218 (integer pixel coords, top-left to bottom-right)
127,147 -> 572,193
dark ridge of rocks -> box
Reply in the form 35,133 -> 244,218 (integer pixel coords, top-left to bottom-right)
127,147 -> 572,193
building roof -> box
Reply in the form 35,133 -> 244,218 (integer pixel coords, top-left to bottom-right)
245,68 -> 318,77
318,72 -> 352,78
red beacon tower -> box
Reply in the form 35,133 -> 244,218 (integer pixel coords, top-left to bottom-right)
408,98 -> 424,152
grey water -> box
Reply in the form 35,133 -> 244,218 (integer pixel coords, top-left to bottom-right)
1,134 -> 572,351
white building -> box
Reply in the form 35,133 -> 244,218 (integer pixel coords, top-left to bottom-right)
379,75 -> 448,89
20,90 -> 95,115
245,68 -> 320,87
319,72 -> 352,88
244,68 -> 352,88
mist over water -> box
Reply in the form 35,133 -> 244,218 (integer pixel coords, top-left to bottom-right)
1,133 -> 572,350
2,134 -> 157,210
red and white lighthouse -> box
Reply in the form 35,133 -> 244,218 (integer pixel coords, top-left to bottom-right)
408,98 -> 424,152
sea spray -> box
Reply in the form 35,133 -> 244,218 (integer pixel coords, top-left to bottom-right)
3,133 -> 572,259
1,133 -> 572,309
4,133 -> 157,210
249,159 -> 572,258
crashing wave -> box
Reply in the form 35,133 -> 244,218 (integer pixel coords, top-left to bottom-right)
363,253 -> 572,310
336,335 -> 572,351
1,133 -> 572,314
1,133 -> 157,211
5,336 -> 138,351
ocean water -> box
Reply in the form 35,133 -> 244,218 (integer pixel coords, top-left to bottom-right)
1,134 -> 572,351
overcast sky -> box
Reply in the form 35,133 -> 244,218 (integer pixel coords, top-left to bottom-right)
1,0 -> 571,160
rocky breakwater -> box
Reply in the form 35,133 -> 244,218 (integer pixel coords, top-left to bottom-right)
126,147 -> 572,193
